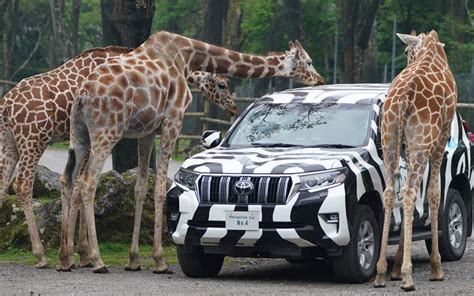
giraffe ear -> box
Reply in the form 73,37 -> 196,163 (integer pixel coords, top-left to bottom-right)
294,40 -> 304,51
396,33 -> 420,45
437,42 -> 445,48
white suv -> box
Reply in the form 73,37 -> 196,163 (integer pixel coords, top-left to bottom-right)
166,84 -> 472,283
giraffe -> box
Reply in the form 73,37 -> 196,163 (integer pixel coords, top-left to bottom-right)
0,45 -> 131,268
374,30 -> 457,291
58,30 -> 324,273
0,43 -> 236,269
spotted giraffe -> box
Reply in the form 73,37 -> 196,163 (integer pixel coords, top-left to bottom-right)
0,46 -> 130,268
59,30 -> 324,273
0,43 -> 236,269
374,30 -> 457,291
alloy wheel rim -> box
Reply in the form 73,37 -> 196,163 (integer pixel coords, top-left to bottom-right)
357,220 -> 375,270
448,202 -> 463,249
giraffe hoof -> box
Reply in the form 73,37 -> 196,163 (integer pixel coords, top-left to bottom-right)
373,273 -> 387,288
56,266 -> 73,272
429,272 -> 444,281
401,283 -> 415,292
92,266 -> 109,274
152,268 -> 173,274
78,262 -> 94,268
36,261 -> 49,269
125,265 -> 142,272
390,271 -> 402,281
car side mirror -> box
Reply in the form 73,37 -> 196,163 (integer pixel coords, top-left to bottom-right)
201,130 -> 221,149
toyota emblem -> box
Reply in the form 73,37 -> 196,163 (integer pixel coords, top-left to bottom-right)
234,180 -> 254,195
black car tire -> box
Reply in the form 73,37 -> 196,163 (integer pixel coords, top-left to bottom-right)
177,245 -> 224,278
331,205 -> 380,283
425,188 -> 467,261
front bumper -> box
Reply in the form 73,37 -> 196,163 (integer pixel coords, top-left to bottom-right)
166,182 -> 350,255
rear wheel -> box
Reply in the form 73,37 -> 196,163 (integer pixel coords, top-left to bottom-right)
177,246 -> 224,278
425,188 -> 467,261
331,205 -> 380,283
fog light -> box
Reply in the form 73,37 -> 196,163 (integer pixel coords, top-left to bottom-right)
321,213 -> 339,224
170,213 -> 179,221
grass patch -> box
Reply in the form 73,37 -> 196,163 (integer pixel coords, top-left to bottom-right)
0,243 -> 178,267
49,141 -> 70,149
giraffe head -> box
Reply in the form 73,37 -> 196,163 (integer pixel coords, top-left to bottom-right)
397,30 -> 445,65
282,40 -> 325,86
188,71 -> 238,116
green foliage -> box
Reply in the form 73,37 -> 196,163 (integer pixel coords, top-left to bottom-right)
240,0 -> 276,54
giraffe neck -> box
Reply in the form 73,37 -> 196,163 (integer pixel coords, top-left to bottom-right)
144,31 -> 293,79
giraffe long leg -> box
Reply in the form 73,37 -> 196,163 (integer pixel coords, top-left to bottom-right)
400,150 -> 429,291
391,222 -> 404,280
374,152 -> 398,287
59,144 -> 90,271
152,112 -> 186,274
79,145 -> 114,273
77,202 -> 92,267
126,133 -> 156,271
427,138 -> 447,281
0,131 -> 19,207
14,150 -> 48,268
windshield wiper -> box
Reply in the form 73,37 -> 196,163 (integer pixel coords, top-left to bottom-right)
307,144 -> 356,148
250,142 -> 303,148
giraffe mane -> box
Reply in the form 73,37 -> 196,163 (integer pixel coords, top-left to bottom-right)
72,45 -> 132,60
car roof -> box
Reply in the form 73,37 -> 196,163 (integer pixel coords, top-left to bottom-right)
259,83 -> 389,105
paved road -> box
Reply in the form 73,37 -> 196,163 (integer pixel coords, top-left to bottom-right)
39,147 -> 183,179
0,238 -> 472,295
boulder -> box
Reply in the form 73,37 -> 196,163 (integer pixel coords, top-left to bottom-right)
0,166 -> 173,250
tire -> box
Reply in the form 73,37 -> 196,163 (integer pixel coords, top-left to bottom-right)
331,205 -> 380,283
177,245 -> 224,278
425,188 -> 467,261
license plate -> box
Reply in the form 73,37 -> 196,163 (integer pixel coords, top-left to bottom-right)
225,211 -> 259,231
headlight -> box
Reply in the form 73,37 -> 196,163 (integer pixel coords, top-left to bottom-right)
298,168 -> 347,192
174,169 -> 199,189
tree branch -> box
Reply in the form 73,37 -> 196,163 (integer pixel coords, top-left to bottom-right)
9,20 -> 50,80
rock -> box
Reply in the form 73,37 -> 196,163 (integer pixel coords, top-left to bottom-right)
0,167 -> 173,250
7,165 -> 61,201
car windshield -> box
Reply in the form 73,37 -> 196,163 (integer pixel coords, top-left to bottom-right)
225,101 -> 372,148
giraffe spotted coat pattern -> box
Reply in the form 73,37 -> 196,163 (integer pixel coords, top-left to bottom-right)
374,30 -> 457,291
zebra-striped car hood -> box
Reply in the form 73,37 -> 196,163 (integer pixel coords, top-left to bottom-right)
181,146 -> 374,174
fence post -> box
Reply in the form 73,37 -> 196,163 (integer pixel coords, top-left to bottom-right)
203,98 -> 210,133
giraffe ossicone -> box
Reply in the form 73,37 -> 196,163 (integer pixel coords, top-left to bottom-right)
59,30 -> 325,274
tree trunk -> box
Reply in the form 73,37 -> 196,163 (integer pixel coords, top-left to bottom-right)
362,19 -> 378,82
101,0 -> 155,173
224,0 -> 243,50
199,0 -> 227,130
69,0 -> 82,56
49,0 -> 68,68
340,0 -> 380,83
3,0 -> 19,80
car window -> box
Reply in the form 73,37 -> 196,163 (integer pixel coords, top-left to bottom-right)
225,102 -> 372,148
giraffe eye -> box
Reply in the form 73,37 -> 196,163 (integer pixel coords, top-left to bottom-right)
306,61 -> 312,67
218,82 -> 226,89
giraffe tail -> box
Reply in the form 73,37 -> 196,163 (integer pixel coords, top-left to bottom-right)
0,106 -> 9,208
394,97 -> 409,179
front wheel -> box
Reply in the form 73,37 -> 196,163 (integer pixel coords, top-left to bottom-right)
425,188 -> 467,261
177,245 -> 224,278
331,205 -> 380,283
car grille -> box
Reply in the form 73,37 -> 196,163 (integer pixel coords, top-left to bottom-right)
197,175 -> 293,204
